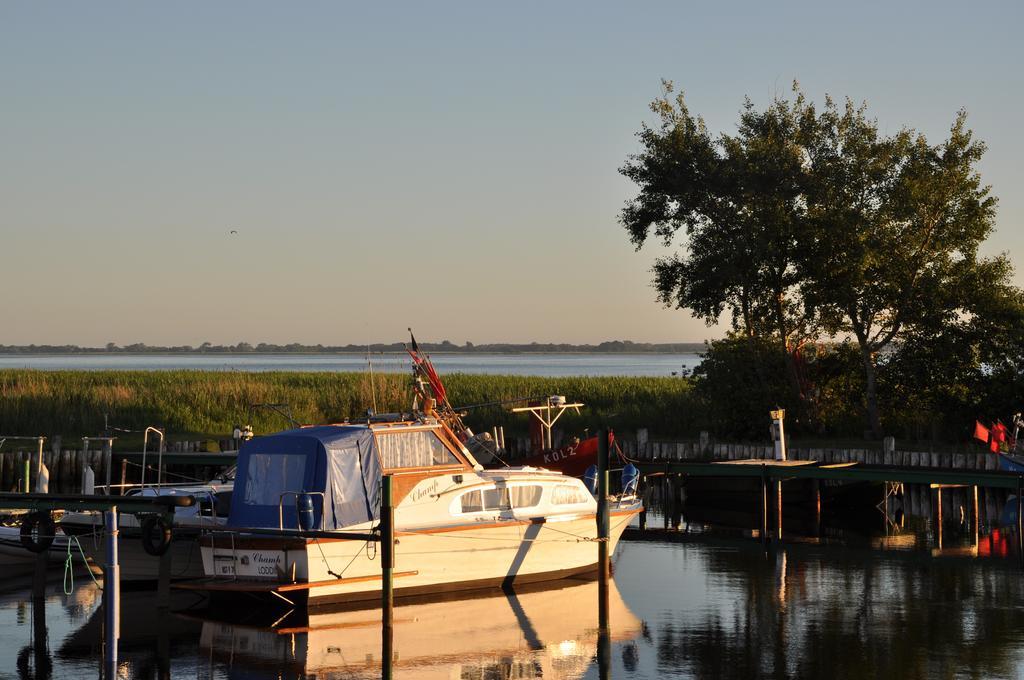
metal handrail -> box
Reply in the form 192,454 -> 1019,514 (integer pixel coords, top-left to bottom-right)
139,427 -> 165,489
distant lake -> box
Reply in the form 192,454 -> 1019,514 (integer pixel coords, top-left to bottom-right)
0,352 -> 702,377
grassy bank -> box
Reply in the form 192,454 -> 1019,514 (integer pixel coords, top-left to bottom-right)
0,370 -> 697,442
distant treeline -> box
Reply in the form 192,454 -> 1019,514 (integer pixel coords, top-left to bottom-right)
0,340 -> 705,355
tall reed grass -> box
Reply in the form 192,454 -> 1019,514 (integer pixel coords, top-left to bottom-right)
0,370 -> 697,440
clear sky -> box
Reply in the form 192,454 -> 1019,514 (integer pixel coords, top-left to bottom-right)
2,2 -> 1021,346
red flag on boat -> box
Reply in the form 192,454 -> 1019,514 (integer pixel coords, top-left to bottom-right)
993,421 -> 1008,443
991,421 -> 1008,453
406,330 -> 447,405
974,421 -> 990,443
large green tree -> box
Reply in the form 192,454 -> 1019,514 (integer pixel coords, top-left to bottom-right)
800,102 -> 1001,435
621,84 -> 1016,437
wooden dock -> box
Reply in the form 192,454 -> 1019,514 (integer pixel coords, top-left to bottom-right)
634,458 -> 1024,489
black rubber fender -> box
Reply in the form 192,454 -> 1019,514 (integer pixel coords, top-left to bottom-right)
140,514 -> 172,557
19,512 -> 56,554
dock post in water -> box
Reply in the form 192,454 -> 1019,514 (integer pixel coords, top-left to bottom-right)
1017,476 -> 1023,569
597,429 -> 610,583
381,474 -> 394,680
157,511 -> 173,609
760,464 -> 769,546
104,507 -> 120,679
597,428 -> 611,679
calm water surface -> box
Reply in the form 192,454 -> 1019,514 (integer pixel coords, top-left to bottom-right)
0,353 -> 700,377
3,486 -> 1024,679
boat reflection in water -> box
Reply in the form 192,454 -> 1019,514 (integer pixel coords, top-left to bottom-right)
199,576 -> 640,679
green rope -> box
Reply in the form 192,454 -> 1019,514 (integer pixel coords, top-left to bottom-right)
63,534 -> 103,595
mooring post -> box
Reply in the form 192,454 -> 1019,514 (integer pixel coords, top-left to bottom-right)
157,512 -> 173,609
119,458 -> 128,496
381,474 -> 394,680
936,487 -> 944,550
103,440 -> 113,494
760,464 -> 769,545
32,581 -> 47,679
776,480 -> 783,540
597,429 -> 610,583
638,476 -> 649,531
597,428 -> 611,680
104,507 -> 120,679
972,485 -> 980,548
1017,476 -> 1023,568
812,479 -> 822,537
23,458 -> 30,494
32,549 -> 47,602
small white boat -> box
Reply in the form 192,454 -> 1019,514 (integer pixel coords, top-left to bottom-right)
189,417 -> 641,606
59,473 -> 234,581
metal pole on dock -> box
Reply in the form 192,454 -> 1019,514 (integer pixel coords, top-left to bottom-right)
597,429 -> 610,583
381,475 -> 394,680
104,507 -> 119,679
23,459 -> 30,494
936,487 -> 943,550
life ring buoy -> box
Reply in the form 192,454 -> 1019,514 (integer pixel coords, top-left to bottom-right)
140,515 -> 172,557
20,512 -> 56,554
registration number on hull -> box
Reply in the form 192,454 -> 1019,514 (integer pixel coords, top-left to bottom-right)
213,551 -> 286,577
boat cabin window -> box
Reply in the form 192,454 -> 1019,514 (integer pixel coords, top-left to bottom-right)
242,453 -> 307,506
460,487 -> 510,513
458,484 -> 543,513
510,485 -> 543,508
377,429 -> 460,469
552,484 -> 590,505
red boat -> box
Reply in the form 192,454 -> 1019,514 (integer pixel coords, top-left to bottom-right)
515,430 -> 616,478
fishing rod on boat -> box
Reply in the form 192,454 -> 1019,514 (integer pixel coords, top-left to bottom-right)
246,402 -> 299,429
449,396 -> 550,412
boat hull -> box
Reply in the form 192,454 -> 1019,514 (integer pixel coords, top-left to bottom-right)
195,507 -> 639,605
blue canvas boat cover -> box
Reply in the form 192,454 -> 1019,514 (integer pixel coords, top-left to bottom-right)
227,425 -> 381,531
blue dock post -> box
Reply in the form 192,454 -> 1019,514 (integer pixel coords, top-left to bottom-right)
104,507 -> 119,679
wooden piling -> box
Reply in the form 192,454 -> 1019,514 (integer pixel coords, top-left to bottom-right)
381,475 -> 394,680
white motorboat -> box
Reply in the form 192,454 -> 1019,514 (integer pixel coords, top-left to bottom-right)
190,417 -> 641,606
